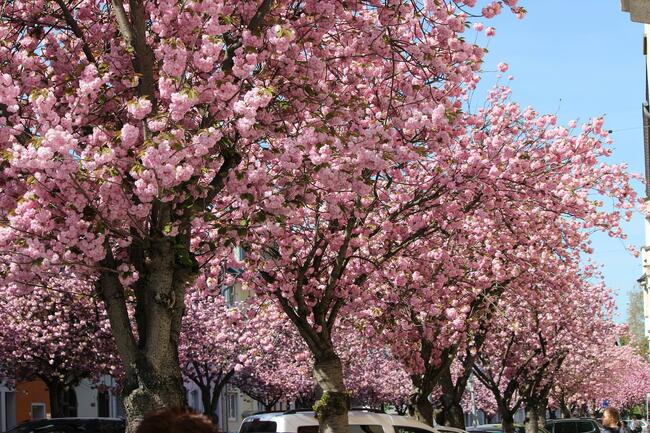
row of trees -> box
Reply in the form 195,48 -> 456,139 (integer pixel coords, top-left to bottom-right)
1,266 -> 649,432
0,0 -> 646,432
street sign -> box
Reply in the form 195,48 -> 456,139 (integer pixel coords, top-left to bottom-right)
602,400 -> 609,409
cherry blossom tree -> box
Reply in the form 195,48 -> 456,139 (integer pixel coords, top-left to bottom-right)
472,271 -> 615,433
0,277 -> 118,417
0,0 -> 522,430
179,287 -> 249,422
0,1 -> 637,432
347,82 -> 638,427
232,302 -> 315,411
337,325 -> 411,411
551,337 -> 650,415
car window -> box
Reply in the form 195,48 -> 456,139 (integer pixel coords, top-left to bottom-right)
577,422 -> 596,433
349,425 -> 384,433
241,421 -> 278,433
299,426 -> 384,433
554,423 -> 577,433
394,426 -> 435,433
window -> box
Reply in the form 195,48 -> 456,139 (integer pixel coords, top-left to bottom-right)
222,286 -> 234,307
349,426 -> 384,433
240,420 -> 277,433
227,393 -> 238,421
577,422 -> 597,433
31,403 -> 46,420
299,427 -> 383,433
234,247 -> 246,262
554,422 -> 578,433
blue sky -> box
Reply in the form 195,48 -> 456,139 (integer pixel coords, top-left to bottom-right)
474,1 -> 646,322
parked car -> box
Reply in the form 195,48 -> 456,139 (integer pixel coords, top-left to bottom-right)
7,417 -> 125,433
623,420 -> 649,433
466,423 -> 549,433
239,409 -> 443,433
545,418 -> 601,433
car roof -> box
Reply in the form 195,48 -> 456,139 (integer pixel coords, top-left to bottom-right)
467,425 -> 548,432
241,411 -> 437,432
25,418 -> 123,422
9,418 -> 124,433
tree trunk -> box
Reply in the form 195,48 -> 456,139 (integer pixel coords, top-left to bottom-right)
409,390 -> 433,426
47,380 -> 65,418
525,405 -> 539,433
537,403 -> 547,427
313,353 -> 349,433
439,367 -> 468,429
560,400 -> 571,419
205,373 -> 232,420
201,385 -> 213,417
445,402 -> 466,429
99,232 -> 192,433
121,353 -> 186,432
501,411 -> 516,433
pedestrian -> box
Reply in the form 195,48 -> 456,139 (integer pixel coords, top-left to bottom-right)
135,408 -> 220,433
621,421 -> 633,433
602,408 -> 621,433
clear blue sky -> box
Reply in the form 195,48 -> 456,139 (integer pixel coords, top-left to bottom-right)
474,1 -> 646,322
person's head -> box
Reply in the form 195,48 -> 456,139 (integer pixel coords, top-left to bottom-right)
622,422 -> 628,427
603,408 -> 621,428
135,408 -> 219,433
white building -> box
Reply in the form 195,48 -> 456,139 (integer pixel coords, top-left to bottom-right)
74,376 -> 123,419
0,380 -> 16,432
622,1 -> 650,351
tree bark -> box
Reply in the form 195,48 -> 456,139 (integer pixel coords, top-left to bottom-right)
47,380 -> 65,418
525,405 -> 539,433
501,411 -> 516,433
439,366 -> 468,429
409,387 -> 433,426
121,352 -> 186,432
313,353 -> 349,433
99,235 -> 191,433
445,402 -> 466,429
537,402 -> 547,427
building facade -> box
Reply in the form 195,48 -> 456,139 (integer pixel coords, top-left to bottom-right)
621,1 -> 650,351
0,381 -> 16,432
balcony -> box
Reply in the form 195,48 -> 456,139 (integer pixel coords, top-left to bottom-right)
622,0 -> 650,23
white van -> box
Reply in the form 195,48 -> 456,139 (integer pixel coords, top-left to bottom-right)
239,409 -> 448,433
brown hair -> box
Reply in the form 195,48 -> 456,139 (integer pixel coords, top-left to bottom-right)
135,408 -> 219,433
603,408 -> 621,428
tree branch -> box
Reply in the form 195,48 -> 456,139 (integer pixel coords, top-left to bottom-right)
53,0 -> 96,64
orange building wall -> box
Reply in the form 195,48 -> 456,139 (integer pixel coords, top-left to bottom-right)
15,380 -> 50,424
